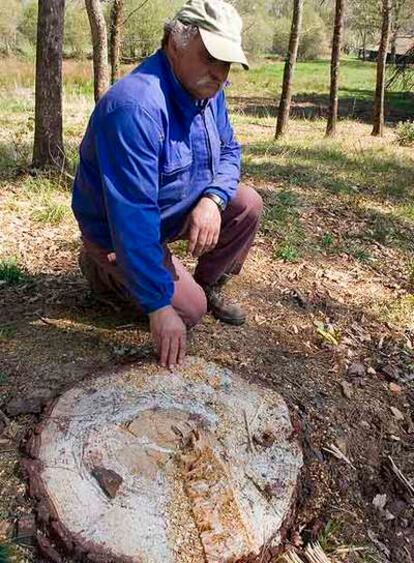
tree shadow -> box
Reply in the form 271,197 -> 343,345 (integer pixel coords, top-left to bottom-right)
243,140 -> 414,206
228,89 -> 414,122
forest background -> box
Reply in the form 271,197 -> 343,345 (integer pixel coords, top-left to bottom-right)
1,0 -> 414,63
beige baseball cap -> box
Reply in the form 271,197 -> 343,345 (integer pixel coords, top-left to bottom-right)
175,0 -> 249,69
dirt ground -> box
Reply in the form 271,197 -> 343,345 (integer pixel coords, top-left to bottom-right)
1,167 -> 414,562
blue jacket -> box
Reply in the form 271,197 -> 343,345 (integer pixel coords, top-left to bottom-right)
72,49 -> 241,313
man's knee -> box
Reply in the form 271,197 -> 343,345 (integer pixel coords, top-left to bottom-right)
177,286 -> 208,328
232,185 -> 264,223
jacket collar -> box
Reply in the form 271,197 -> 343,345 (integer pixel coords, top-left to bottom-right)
158,49 -> 209,118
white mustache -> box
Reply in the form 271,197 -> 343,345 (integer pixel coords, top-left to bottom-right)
195,76 -> 223,88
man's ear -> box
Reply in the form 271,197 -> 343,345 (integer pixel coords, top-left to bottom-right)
167,34 -> 180,61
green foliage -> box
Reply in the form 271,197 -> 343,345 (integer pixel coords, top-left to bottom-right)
242,12 -> 276,54
273,8 -> 330,60
0,543 -> 11,563
0,258 -> 26,285
0,0 -> 22,55
276,244 -> 301,262
122,0 -> 181,59
64,1 -> 91,59
396,121 -> 414,147
17,0 -> 38,51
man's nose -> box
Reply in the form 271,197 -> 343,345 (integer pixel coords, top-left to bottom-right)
210,62 -> 230,83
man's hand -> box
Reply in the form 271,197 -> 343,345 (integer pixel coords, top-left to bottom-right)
149,305 -> 186,369
186,197 -> 221,257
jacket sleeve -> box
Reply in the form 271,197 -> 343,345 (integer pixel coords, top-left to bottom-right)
203,90 -> 241,205
94,103 -> 174,314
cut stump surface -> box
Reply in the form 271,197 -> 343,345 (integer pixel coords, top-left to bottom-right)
25,357 -> 303,562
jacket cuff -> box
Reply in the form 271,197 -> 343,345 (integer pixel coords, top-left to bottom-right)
142,293 -> 172,314
203,187 -> 230,205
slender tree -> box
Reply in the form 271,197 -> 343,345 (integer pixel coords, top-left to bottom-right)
275,0 -> 304,139
109,0 -> 125,85
33,0 -> 65,168
326,0 -> 345,137
85,0 -> 109,102
372,0 -> 392,136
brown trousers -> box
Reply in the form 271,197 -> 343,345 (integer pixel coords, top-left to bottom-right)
79,184 -> 263,326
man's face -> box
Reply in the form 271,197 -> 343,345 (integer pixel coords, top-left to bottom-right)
167,32 -> 231,100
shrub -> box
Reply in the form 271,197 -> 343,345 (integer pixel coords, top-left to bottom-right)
396,121 -> 414,147
273,8 -> 329,60
0,0 -> 22,55
242,13 -> 276,54
122,0 -> 182,60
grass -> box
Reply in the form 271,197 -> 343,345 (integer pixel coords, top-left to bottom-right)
376,295 -> 414,330
9,177 -> 73,225
0,544 -> 11,563
0,258 -> 26,285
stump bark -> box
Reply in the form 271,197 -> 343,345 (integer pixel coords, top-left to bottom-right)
25,357 -> 303,563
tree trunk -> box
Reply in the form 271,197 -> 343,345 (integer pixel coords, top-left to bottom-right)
32,0 -> 65,168
85,0 -> 109,102
326,0 -> 345,137
372,0 -> 392,136
275,0 -> 304,139
390,30 -> 397,64
109,0 -> 125,84
362,31 -> 367,61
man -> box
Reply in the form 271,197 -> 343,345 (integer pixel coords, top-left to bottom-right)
72,0 -> 263,370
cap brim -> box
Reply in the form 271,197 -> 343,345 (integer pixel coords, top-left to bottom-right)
199,28 -> 249,70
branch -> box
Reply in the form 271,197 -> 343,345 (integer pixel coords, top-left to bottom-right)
122,0 -> 151,26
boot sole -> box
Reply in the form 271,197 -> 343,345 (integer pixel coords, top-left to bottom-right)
211,312 -> 246,326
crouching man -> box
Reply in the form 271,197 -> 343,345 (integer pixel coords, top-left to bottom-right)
72,0 -> 263,369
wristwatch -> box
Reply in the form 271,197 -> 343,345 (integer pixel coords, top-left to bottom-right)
203,193 -> 227,213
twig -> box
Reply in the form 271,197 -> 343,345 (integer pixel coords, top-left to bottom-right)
115,323 -> 140,331
322,444 -> 356,470
243,409 -> 256,453
122,0 -> 151,26
37,315 -> 57,327
388,455 -> 414,496
0,408 -> 11,427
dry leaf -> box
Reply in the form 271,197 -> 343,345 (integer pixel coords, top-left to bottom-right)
389,382 -> 402,394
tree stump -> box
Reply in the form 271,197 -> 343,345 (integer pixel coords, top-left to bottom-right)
25,357 -> 303,562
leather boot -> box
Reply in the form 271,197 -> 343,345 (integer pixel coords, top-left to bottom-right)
197,274 -> 246,326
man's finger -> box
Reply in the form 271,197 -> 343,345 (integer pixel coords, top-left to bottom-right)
168,335 -> 179,370
159,335 -> 170,368
194,228 -> 209,257
187,225 -> 200,255
178,332 -> 186,365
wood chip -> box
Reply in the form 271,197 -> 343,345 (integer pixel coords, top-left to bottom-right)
390,406 -> 404,421
340,381 -> 353,399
